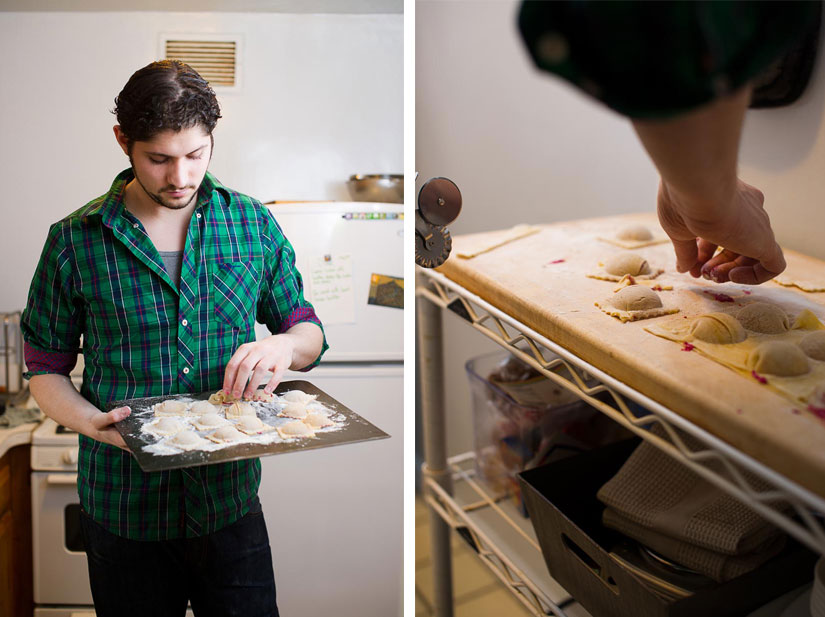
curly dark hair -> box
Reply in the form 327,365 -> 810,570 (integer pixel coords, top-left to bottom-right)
113,60 -> 221,146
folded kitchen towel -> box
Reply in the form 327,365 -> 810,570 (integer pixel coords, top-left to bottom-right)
596,425 -> 787,556
603,506 -> 786,582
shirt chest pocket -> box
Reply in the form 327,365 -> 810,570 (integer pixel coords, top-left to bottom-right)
213,261 -> 259,331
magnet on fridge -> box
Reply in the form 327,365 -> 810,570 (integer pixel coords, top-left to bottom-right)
368,274 -> 403,309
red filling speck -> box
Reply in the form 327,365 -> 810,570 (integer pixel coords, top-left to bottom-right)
807,405 -> 825,420
743,290 -> 752,295
735,408 -> 743,415
652,285 -> 663,291
791,408 -> 801,415
547,259 -> 565,264
704,290 -> 735,302
681,342 -> 695,351
751,370 -> 768,384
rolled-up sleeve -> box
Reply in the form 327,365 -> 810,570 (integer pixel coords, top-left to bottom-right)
256,208 -> 328,371
21,223 -> 82,379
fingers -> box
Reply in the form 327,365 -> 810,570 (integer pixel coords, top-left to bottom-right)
93,406 -> 131,429
669,236 -> 700,275
244,364 -> 272,399
223,344 -> 259,399
263,364 -> 287,394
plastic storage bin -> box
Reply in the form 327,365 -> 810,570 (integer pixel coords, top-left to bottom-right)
466,351 -> 628,515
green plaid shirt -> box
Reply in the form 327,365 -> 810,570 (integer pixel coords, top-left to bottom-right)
519,1 -> 818,119
22,168 -> 327,540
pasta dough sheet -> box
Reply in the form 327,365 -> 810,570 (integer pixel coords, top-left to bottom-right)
456,224 -> 541,259
646,309 -> 825,405
774,275 -> 825,293
597,233 -> 669,249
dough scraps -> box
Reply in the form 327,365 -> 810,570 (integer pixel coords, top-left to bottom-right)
251,389 -> 275,403
303,412 -> 335,429
588,252 -> 664,282
281,390 -> 318,405
278,401 -> 309,420
145,416 -> 187,437
598,224 -> 669,249
153,399 -> 189,416
646,308 -> 825,405
455,224 -> 541,259
206,425 -> 246,444
166,430 -> 210,451
774,274 -> 825,293
614,274 -> 673,292
595,285 -> 679,322
277,420 -> 316,439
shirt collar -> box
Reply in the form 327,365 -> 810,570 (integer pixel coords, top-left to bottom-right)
84,168 -> 226,229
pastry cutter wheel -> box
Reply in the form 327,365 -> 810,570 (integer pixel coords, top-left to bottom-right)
415,177 -> 462,268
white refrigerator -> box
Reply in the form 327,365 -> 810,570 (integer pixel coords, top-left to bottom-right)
255,202 -> 403,617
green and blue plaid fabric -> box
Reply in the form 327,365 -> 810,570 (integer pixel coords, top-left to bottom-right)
519,1 -> 817,119
22,168 -> 327,540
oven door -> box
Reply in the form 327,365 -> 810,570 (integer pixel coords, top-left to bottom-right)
31,471 -> 93,606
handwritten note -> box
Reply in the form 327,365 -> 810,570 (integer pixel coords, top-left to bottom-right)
308,254 -> 356,325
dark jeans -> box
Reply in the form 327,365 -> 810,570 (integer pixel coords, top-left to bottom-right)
79,497 -> 279,617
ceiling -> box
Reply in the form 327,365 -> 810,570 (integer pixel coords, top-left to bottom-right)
0,0 -> 402,13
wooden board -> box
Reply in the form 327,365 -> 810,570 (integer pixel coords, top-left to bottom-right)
436,213 -> 825,499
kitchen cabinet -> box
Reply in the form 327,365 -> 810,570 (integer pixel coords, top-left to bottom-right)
416,225 -> 825,617
0,444 -> 32,617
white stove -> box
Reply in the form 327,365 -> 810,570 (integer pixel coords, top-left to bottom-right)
30,417 -> 93,614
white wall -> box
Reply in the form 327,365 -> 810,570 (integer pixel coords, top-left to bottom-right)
0,10 -> 402,312
415,0 -> 825,456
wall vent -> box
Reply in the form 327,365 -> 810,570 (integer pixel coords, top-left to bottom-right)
161,34 -> 241,91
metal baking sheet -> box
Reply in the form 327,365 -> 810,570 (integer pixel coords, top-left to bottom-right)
107,380 -> 389,472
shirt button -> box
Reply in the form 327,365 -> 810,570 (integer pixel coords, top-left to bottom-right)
181,319 -> 188,327
196,212 -> 202,219
183,367 -> 190,374
132,223 -> 139,229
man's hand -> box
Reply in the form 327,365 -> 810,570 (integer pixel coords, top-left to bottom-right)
657,179 -> 786,285
222,335 -> 296,400
89,406 -> 132,451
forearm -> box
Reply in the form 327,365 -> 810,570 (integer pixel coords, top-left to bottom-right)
279,321 -> 324,370
631,85 -> 752,229
29,373 -> 105,437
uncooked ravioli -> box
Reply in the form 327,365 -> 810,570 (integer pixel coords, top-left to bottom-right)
605,252 -> 652,277
207,425 -> 246,444
689,313 -> 746,344
281,390 -> 318,405
277,420 -> 315,439
147,416 -> 186,436
617,224 -> 654,242
225,401 -> 256,418
167,430 -> 209,451
747,341 -> 810,377
303,412 -> 334,429
609,285 -> 662,311
192,412 -> 230,431
800,331 -> 825,361
235,415 -> 273,435
154,399 -> 189,416
278,401 -> 309,420
595,285 -> 678,322
190,400 -> 221,415
737,303 -> 790,334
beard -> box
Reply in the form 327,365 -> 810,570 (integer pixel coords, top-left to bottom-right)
129,157 -> 200,211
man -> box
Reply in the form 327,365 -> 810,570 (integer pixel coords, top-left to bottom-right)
22,60 -> 326,616
519,1 -> 819,286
